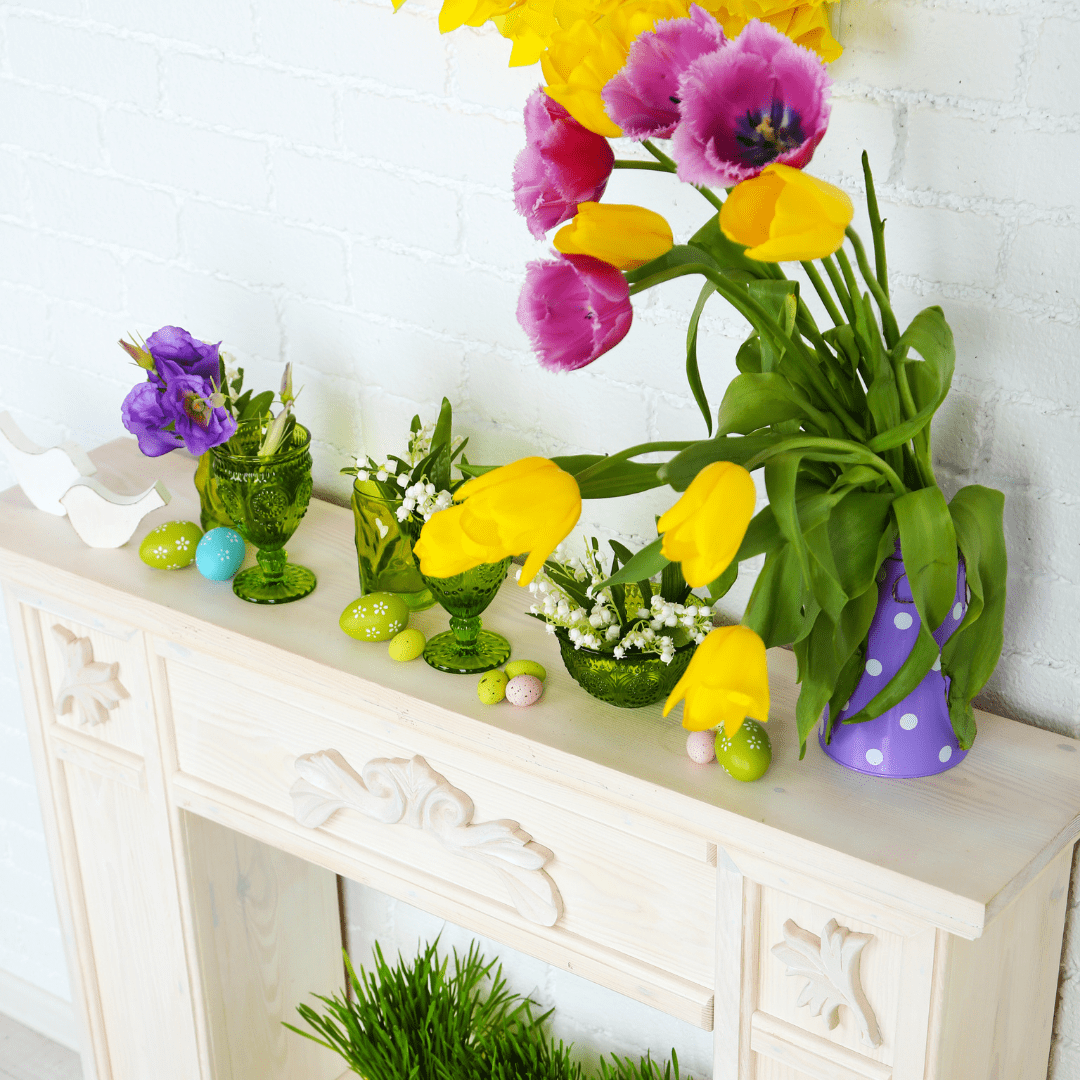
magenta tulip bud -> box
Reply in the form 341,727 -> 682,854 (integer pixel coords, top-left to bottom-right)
603,5 -> 726,141
513,88 -> 615,240
517,253 -> 633,372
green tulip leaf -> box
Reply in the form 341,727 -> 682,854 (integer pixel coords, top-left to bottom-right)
556,455 -> 665,499
743,542 -> 819,649
716,373 -> 830,437
841,623 -> 940,726
941,485 -> 1007,749
826,491 -> 897,596
866,307 -> 955,453
659,433 -> 785,489
736,333 -> 763,374
707,560 -> 739,601
594,535 -> 668,591
686,281 -> 717,435
764,452 -> 810,586
893,486 -> 958,632
686,216 -> 764,277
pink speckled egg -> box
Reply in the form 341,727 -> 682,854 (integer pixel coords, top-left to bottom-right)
505,673 -> 543,707
686,729 -> 716,764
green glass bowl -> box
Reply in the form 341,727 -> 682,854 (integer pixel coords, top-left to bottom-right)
555,630 -> 697,709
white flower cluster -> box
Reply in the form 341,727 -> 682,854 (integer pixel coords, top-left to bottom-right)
396,480 -> 453,522
352,456 -> 400,484
525,547 -> 713,664
407,422 -> 436,465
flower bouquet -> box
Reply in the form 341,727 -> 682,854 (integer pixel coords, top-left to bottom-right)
118,326 -> 299,530
411,0 -> 1007,775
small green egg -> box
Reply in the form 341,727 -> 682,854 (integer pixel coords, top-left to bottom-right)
339,592 -> 410,642
504,659 -> 546,682
715,719 -> 772,782
139,520 -> 203,569
388,628 -> 426,662
477,669 -> 509,705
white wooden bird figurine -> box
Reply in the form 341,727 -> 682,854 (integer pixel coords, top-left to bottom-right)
60,477 -> 171,548
0,412 -> 97,516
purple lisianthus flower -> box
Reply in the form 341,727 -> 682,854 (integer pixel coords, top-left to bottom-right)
120,381 -> 183,457
156,360 -> 237,456
671,19 -> 831,188
517,253 -> 633,371
513,89 -> 615,240
602,6 -> 726,141
145,325 -> 221,385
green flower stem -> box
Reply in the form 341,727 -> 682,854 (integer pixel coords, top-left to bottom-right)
834,247 -> 862,307
641,139 -> 676,169
800,261 -> 845,326
612,159 -> 675,172
846,227 -> 900,347
820,254 -> 857,325
796,318 -> 862,412
743,435 -> 908,495
861,151 -> 890,294
573,440 -> 694,489
629,262 -> 868,442
694,184 -> 725,211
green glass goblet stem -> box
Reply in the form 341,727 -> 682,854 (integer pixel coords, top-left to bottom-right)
209,420 -> 317,605
421,558 -> 512,674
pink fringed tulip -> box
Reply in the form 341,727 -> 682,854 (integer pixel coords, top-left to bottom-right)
671,19 -> 830,188
517,253 -> 633,371
602,5 -> 726,140
513,89 -> 615,240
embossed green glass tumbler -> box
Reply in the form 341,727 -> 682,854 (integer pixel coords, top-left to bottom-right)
421,558 -> 512,674
209,419 -> 317,605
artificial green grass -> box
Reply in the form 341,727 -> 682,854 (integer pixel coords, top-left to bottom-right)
287,939 -> 691,1080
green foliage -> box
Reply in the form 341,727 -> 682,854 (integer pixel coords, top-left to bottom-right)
288,941 -> 689,1080
594,155 -> 1007,756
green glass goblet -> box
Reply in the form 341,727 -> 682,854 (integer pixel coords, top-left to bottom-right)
421,558 -> 512,673
209,419 -> 317,605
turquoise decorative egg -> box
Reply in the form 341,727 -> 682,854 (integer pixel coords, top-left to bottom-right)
139,521 -> 203,569
195,527 -> 246,581
388,628 -> 426,662
339,592 -> 410,642
715,719 -> 772,782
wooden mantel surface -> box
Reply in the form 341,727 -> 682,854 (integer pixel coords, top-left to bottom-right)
2,438 -> 1079,942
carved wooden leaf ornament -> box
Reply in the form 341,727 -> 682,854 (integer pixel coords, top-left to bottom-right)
771,917 -> 881,1048
51,625 -> 129,727
290,750 -> 564,927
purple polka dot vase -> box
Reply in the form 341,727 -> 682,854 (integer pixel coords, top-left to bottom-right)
819,540 -> 969,778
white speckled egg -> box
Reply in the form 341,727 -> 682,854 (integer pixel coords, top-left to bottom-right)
195,527 -> 246,581
686,730 -> 716,764
140,520 -> 203,569
339,592 -> 410,642
505,673 -> 543,707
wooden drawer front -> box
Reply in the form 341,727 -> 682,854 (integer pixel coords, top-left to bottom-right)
163,652 -> 717,1017
26,600 -> 149,759
755,886 -> 935,1078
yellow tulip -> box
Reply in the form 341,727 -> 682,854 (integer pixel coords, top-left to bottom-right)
436,0 -> 516,32
553,202 -> 674,271
540,0 -> 690,136
698,0 -> 842,61
413,457 -> 581,586
719,163 -> 853,262
663,625 -> 770,736
658,460 -> 756,588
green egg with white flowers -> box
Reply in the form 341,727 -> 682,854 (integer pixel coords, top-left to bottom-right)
340,592 -> 410,642
715,719 -> 772,782
139,520 -> 203,569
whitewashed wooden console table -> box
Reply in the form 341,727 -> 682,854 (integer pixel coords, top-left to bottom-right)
3,439 -> 1079,1080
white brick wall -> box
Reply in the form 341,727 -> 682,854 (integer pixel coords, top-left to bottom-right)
0,0 -> 1078,1072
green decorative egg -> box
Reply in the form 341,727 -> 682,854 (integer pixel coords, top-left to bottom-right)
339,593 -> 410,642
505,659 -> 546,682
477,669 -> 508,705
139,520 -> 203,569
715,719 -> 772,782
388,628 -> 426,662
